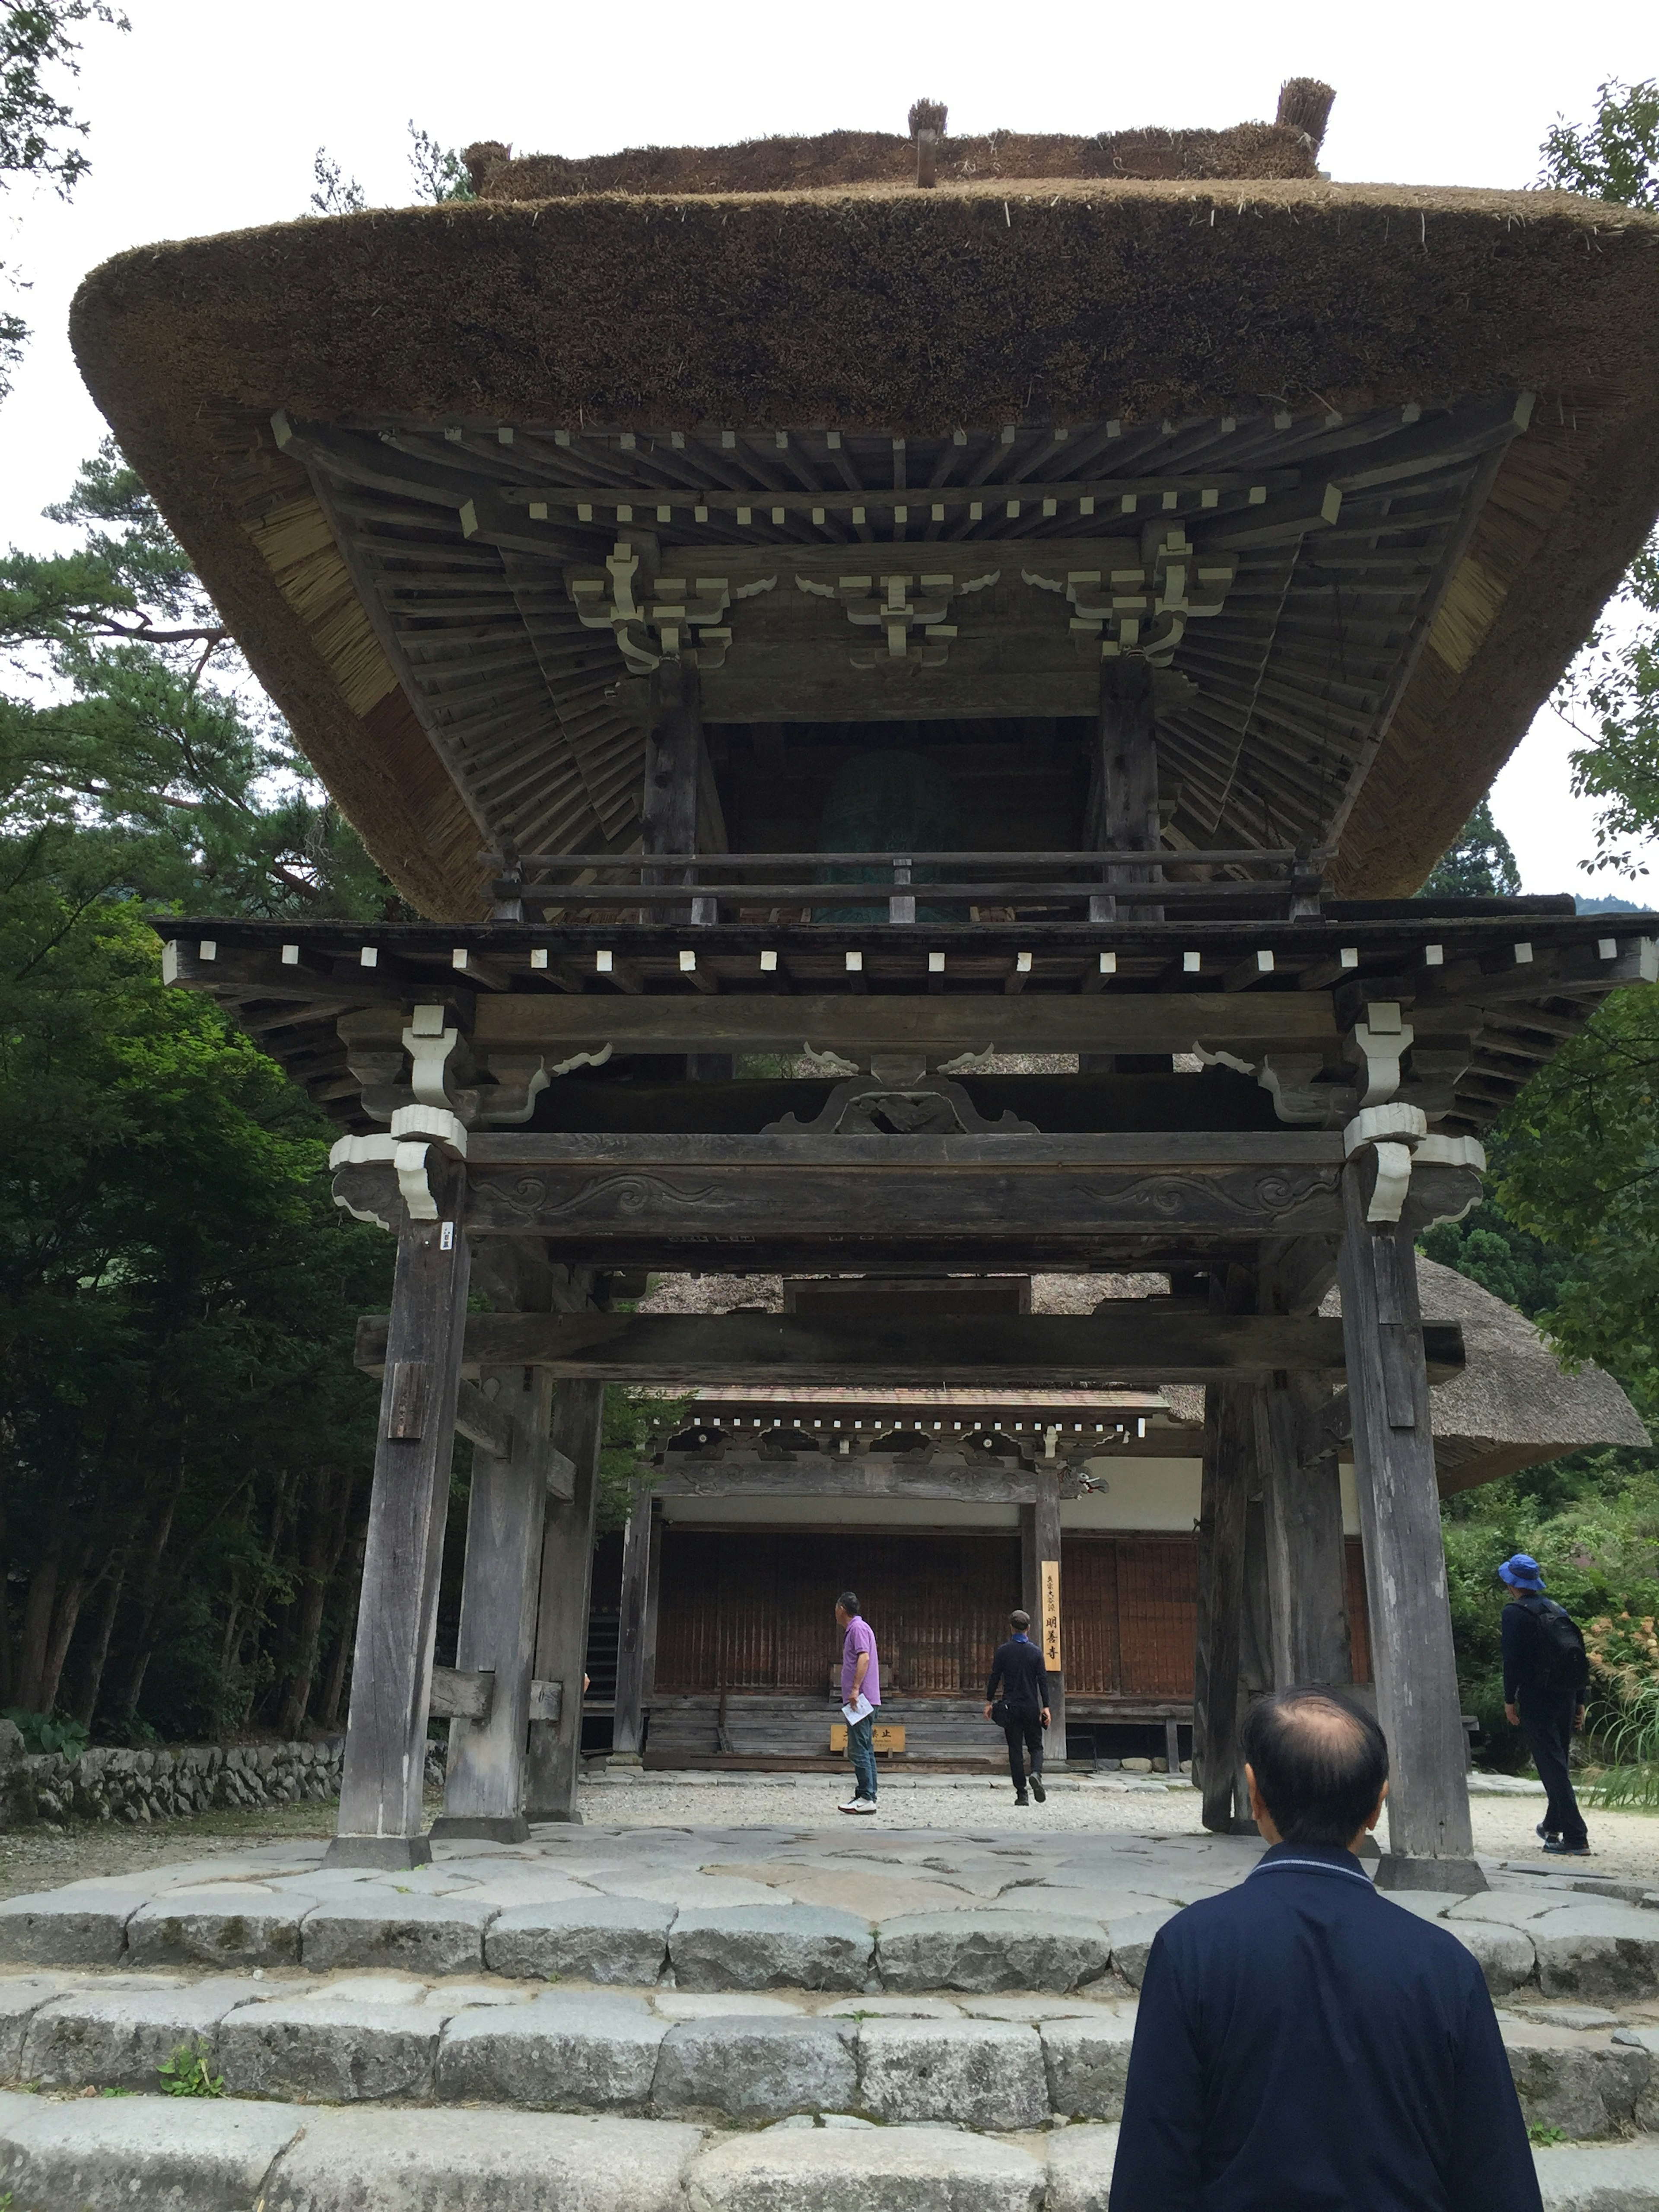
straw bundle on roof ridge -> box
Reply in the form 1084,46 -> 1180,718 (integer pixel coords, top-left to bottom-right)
460,118 -> 1321,202
1276,77 -> 1336,154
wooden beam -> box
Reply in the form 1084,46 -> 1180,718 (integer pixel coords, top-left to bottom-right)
1337,1162 -> 1480,1886
525,1382 -> 604,1822
1091,663 -> 1162,924
611,1481 -> 654,1761
433,1362 -> 554,1844
430,1667 -> 493,1721
1193,1264 -> 1256,1834
355,1307 -> 1463,1387
329,1173 -> 471,1869
469,990 -> 1341,1060
656,1457 -> 1059,1503
454,1379 -> 515,1459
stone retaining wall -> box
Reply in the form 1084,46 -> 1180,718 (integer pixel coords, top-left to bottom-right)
0,1735 -> 350,1829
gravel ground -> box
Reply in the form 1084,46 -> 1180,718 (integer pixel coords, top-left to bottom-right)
3,1776 -> 1657,1895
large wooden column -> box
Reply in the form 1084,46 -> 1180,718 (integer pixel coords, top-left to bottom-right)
644,655 -> 728,1074
1033,1460 -> 1065,1763
330,1173 -> 470,1869
610,1480 -> 655,1764
1090,662 -> 1163,925
1193,1265 -> 1256,1833
524,1379 -> 605,1823
1257,1372 -> 1352,1689
431,1365 -> 553,1842
1337,1161 -> 1482,1890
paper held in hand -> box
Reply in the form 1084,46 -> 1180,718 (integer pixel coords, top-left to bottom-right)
841,1693 -> 874,1728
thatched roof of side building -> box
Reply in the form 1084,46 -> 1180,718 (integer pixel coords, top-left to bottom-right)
67,92 -> 1659,917
1325,1256 -> 1649,1491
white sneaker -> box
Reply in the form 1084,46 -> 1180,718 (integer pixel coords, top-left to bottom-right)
837,1796 -> 863,1813
847,1797 -> 878,1815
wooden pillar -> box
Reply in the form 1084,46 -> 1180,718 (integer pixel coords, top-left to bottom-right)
524,1379 -> 605,1823
611,1478 -> 655,1764
329,1172 -> 469,1869
1033,1461 -> 1065,1763
1193,1265 -> 1256,1833
1337,1161 -> 1482,1889
642,1504 -> 663,1707
1090,663 -> 1163,925
1257,1372 -> 1353,1689
431,1366 -> 552,1843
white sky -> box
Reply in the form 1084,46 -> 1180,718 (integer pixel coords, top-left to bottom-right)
2,0 -> 1655,898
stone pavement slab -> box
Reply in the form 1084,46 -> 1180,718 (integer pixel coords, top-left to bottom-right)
877,1910 -> 1112,1993
0,1883 -> 152,1966
485,1895 -> 674,1982
0,1976 -> 63,2074
0,2091 -> 304,2212
670,1905 -> 874,1992
261,2105 -> 702,2212
1041,2014 -> 1138,2120
1044,2123 -> 1121,2212
217,1993 -> 441,2102
436,1991 -> 667,2111
300,1890 -> 496,1976
1535,2137 -> 1659,2209
23,1976 -> 258,2091
654,2015 -> 859,2123
685,2124 -> 1046,2212
858,2017 -> 1048,2129
126,1884 -> 318,1970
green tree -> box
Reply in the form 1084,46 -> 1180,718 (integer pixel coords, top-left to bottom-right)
1,0 -> 127,395
1538,82 -> 1659,873
1418,797 -> 1521,897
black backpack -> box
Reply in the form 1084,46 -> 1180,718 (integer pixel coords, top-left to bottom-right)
1519,1595 -> 1590,1694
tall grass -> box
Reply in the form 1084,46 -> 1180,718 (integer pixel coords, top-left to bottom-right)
1585,1681 -> 1659,1809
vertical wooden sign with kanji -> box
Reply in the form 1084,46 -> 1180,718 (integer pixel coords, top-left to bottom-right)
1041,1559 -> 1062,1674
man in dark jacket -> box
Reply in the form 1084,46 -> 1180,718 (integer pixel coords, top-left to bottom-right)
985,1609 -> 1050,1805
1113,1685 -> 1540,2212
1500,1551 -> 1590,1856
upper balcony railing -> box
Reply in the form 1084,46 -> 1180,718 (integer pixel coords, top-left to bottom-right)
484,849 -> 1329,926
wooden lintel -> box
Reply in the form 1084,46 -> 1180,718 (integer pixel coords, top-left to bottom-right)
655,1455 -> 1062,1503
354,1309 -> 1464,1388
430,1666 -> 493,1721
469,992 -> 1338,1058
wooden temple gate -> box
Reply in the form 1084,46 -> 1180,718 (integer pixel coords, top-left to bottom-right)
70,82 -> 1659,1894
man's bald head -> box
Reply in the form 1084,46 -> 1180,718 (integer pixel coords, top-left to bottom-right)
1239,1688 -> 1389,1848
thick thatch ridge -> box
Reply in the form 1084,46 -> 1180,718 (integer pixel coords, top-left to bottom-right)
1325,1257 -> 1649,1491
68,178 -> 1659,914
462,120 -> 1320,201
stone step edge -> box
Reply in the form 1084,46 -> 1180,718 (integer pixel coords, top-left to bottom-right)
10,1994 -> 1659,2141
0,2093 -> 1649,2212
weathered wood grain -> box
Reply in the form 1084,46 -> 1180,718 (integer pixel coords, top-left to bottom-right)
1337,1163 -> 1478,1880
355,1307 -> 1465,1388
611,1482 -> 654,1760
525,1380 -> 605,1823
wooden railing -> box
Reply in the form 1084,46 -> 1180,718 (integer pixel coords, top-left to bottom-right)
485,848 -> 1328,924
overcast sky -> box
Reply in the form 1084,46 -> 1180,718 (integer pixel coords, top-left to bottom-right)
2,0 -> 1655,897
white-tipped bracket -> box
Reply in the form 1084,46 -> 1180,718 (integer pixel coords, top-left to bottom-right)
1347,1001 -> 1414,1109
330,1111 -> 467,1226
1412,1131 -> 1489,1229
1342,1101 -> 1429,1225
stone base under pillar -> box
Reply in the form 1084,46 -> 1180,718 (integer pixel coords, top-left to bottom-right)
1374,1853 -> 1488,1895
428,1815 -> 531,1843
607,1752 -> 643,1770
324,1834 -> 433,1871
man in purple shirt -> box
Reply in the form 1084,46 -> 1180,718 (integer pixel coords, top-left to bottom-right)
835,1591 -> 881,1814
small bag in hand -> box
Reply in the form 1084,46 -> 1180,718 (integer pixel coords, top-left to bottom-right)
989,1698 -> 1011,1727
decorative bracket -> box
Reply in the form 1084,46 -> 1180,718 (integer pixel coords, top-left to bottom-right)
797,567 -> 998,671
568,543 -> 775,673
1024,524 -> 1234,666
329,1106 -> 468,1226
1342,1102 -> 1428,1226
763,1049 -> 1034,1135
1346,1001 -> 1415,1109
404,1006 -> 464,1109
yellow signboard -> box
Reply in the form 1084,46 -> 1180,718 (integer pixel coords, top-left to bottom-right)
1041,1559 -> 1062,1673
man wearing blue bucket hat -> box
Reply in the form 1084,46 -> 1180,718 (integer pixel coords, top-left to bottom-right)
1500,1554 -> 1590,1856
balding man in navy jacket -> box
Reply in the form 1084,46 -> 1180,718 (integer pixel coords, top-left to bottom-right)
1112,1686 -> 1539,2212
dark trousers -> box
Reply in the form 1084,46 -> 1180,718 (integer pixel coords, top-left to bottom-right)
1519,1686 -> 1587,1847
1003,1707 -> 1044,1794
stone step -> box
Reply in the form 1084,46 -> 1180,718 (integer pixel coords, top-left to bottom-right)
0,2089 -> 1648,2212
5,1966 -> 1659,2142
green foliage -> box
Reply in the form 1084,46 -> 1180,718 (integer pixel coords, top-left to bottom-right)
158,2042 -> 223,2098
1417,798 -> 1520,898
308,147 -> 364,217
1529,2126 -> 1568,2148
1,1705 -> 86,1755
408,122 -> 473,203
1420,1191 -> 1570,1322
1538,76 -> 1659,208
596,1389 -> 686,1537
1494,983 -> 1659,1397
1,1 -> 127,394
1537,83 -> 1659,872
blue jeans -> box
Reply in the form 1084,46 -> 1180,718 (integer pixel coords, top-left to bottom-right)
848,1712 -> 878,1802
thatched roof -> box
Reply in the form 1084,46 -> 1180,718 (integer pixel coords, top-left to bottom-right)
1324,1256 -> 1649,1490
66,100 -> 1659,916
